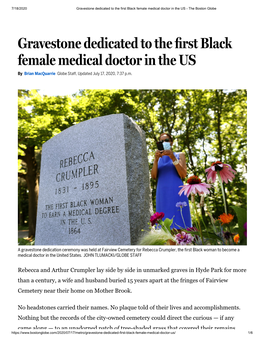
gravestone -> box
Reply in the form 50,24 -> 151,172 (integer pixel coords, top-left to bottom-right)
35,114 -> 152,245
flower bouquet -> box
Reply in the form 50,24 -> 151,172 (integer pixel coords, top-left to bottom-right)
139,210 -> 197,246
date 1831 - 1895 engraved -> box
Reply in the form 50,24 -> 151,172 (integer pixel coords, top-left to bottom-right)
55,181 -> 99,194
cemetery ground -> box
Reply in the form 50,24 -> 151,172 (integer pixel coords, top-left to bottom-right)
18,226 -> 33,245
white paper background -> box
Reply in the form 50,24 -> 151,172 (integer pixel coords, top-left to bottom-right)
1,1 -> 263,340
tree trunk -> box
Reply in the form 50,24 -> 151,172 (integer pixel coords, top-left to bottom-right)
19,146 -> 39,238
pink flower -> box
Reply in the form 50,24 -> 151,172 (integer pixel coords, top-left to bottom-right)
178,175 -> 211,197
174,231 -> 194,245
150,212 -> 164,226
205,161 -> 236,184
244,222 -> 247,238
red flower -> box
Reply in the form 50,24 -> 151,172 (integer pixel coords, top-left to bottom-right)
187,175 -> 201,184
218,213 -> 234,225
234,234 -> 240,244
150,212 -> 165,226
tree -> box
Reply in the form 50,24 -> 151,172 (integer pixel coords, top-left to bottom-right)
18,90 -> 75,237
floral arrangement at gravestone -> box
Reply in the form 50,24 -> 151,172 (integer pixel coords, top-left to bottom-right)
140,161 -> 247,246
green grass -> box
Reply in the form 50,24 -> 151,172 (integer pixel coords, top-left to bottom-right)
18,238 -> 35,245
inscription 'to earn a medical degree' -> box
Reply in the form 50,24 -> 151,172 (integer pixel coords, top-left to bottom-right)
56,151 -> 99,182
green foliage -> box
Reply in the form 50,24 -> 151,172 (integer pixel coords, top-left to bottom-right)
18,90 -> 75,149
231,206 -> 247,245
162,218 -> 173,234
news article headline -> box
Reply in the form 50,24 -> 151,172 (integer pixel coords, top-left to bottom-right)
17,36 -> 233,67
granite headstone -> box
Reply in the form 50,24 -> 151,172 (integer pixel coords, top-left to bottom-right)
35,114 -> 152,245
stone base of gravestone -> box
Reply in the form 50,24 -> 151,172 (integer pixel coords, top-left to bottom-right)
35,114 -> 152,245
